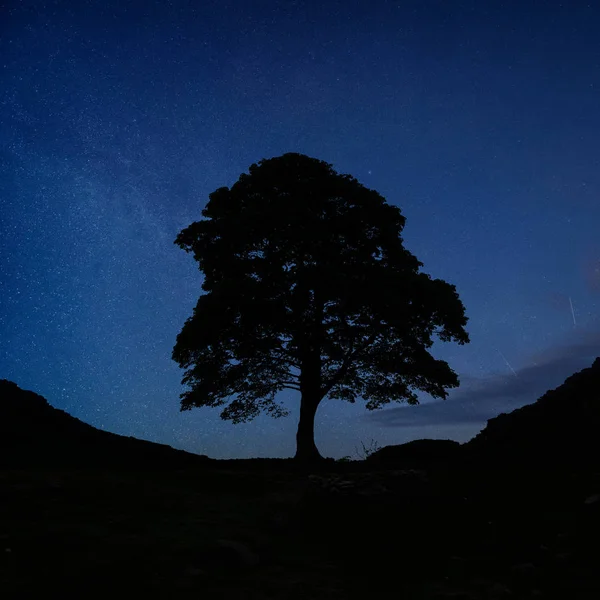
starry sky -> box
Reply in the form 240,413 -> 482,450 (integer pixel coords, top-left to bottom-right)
1,0 -> 599,460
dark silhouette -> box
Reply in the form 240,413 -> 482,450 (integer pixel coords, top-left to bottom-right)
0,379 -> 212,468
463,356 -> 600,470
2,361 -> 600,597
366,356 -> 600,473
366,438 -> 462,469
172,153 -> 470,463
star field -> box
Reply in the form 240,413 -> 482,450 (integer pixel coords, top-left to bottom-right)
1,0 -> 599,459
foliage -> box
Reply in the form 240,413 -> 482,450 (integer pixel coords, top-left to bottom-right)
172,152 -> 470,431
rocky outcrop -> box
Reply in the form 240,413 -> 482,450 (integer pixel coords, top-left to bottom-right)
463,357 -> 600,469
0,379 -> 212,468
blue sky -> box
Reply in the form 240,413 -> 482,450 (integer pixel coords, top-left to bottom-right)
1,0 -> 599,459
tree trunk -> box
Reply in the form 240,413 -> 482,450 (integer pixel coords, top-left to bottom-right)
295,287 -> 326,463
294,392 -> 323,463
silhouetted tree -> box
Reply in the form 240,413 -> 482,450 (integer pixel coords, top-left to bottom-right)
173,153 -> 470,463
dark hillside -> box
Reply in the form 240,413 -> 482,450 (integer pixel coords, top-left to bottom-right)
0,379 -> 212,468
463,356 -> 600,470
1,362 -> 600,598
366,438 -> 462,469
366,357 -> 600,475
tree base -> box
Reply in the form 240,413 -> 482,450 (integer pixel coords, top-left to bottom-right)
293,447 -> 324,463
292,453 -> 337,473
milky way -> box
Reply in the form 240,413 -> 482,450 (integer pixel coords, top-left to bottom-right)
1,0 -> 599,459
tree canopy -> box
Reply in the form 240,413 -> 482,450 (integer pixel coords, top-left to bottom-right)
172,153 -> 470,462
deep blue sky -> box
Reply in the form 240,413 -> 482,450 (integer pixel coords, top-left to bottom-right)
1,0 -> 599,459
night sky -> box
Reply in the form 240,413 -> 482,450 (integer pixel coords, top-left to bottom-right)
1,0 -> 599,460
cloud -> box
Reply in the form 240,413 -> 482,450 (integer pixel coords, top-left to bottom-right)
581,243 -> 600,294
365,328 -> 600,429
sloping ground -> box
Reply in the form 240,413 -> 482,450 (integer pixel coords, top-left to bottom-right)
0,379 -> 212,468
2,359 -> 600,597
463,356 -> 600,468
366,356 -> 600,473
365,438 -> 463,469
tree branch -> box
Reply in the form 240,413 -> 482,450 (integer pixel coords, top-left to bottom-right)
270,346 -> 301,369
281,383 -> 302,391
254,352 -> 301,377
321,330 -> 380,397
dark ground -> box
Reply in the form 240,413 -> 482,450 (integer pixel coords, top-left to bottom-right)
1,458 -> 599,599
